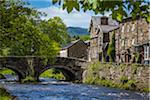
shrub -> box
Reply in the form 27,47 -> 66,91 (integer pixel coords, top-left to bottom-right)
0,87 -> 13,100
0,74 -> 6,79
21,76 -> 36,83
40,69 -> 65,80
120,76 -> 128,84
0,69 -> 16,75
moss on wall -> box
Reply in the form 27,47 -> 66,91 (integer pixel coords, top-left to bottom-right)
83,61 -> 149,92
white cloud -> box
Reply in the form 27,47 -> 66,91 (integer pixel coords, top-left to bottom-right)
38,6 -> 94,28
38,6 -> 111,28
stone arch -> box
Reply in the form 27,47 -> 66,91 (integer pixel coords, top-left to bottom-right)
3,66 -> 24,82
38,65 -> 76,81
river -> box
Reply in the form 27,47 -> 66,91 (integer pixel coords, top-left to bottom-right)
0,76 -> 149,100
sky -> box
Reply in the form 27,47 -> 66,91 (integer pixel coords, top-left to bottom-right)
25,0 -> 110,28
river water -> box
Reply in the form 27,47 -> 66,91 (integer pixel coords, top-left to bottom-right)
0,76 -> 149,100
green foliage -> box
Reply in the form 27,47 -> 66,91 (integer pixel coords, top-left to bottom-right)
0,87 -> 12,100
119,77 -> 137,90
39,17 -> 70,46
120,76 -> 128,84
78,35 -> 90,41
40,69 -> 65,80
71,35 -> 90,41
0,69 -> 16,75
52,0 -> 150,22
107,33 -> 115,62
143,88 -> 150,92
0,0 -> 69,60
135,53 -> 142,63
0,74 -> 6,79
21,76 -> 36,83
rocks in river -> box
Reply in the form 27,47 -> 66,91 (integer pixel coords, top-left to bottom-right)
0,74 -> 6,79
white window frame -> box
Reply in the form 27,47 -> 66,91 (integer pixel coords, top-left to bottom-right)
132,39 -> 135,45
121,25 -> 124,33
127,25 -> 130,32
144,46 -> 149,60
121,39 -> 125,47
132,24 -> 135,32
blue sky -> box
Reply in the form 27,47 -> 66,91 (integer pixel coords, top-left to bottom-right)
25,0 -> 110,28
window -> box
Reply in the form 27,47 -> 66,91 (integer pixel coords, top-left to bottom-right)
144,46 -> 150,60
121,25 -> 124,33
132,39 -> 135,45
101,17 -> 108,25
127,25 -> 130,32
132,24 -> 135,32
103,33 -> 109,43
121,39 -> 125,47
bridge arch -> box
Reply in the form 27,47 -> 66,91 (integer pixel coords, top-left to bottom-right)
2,66 -> 24,81
38,65 -> 76,81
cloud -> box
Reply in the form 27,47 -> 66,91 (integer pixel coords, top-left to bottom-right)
26,0 -> 111,28
38,6 -> 95,28
38,5 -> 111,28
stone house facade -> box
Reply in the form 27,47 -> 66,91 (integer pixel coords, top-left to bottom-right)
89,16 -> 119,61
59,40 -> 89,60
115,17 -> 150,64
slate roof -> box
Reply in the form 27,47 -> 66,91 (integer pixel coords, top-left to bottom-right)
100,25 -> 119,33
89,16 -> 119,33
62,39 -> 87,50
91,16 -> 118,26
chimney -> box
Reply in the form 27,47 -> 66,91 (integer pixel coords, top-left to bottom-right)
101,16 -> 108,25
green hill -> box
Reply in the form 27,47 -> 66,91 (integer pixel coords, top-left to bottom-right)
67,27 -> 89,37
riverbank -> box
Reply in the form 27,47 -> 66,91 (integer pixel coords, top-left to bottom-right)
82,61 -> 149,93
0,85 -> 16,100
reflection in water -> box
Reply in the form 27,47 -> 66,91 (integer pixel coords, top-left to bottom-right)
0,76 -> 149,100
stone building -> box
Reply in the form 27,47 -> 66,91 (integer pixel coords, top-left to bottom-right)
115,17 -> 149,64
89,16 -> 119,61
59,40 -> 89,60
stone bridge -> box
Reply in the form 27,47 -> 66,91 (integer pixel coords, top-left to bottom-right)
0,56 -> 89,81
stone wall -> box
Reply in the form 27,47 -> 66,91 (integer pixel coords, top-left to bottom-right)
115,17 -> 149,63
68,41 -> 88,60
82,62 -> 149,92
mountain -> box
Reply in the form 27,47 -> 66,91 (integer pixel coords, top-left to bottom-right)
67,27 -> 89,37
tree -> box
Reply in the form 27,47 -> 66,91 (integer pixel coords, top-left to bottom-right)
39,17 -> 70,46
52,0 -> 150,22
0,0 -> 67,59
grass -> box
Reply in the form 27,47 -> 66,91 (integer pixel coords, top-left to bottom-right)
40,69 -> 65,80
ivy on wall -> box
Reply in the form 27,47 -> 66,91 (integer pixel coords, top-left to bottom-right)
107,33 -> 115,62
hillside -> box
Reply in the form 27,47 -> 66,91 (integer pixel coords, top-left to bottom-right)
67,27 -> 89,37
